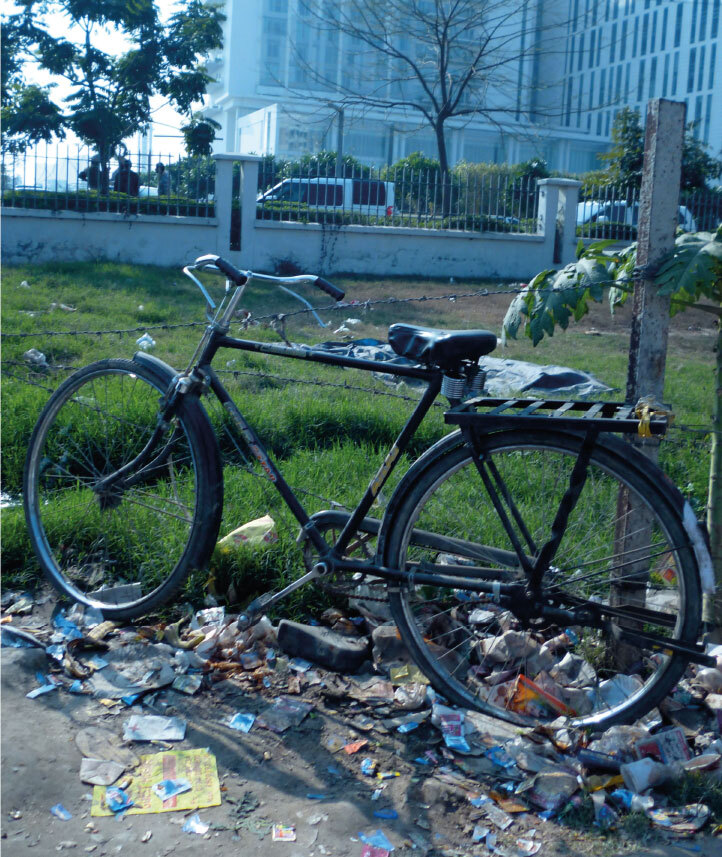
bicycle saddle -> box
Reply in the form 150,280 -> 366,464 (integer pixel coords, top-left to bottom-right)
388,323 -> 497,369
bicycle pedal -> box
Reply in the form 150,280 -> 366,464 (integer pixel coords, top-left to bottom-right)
235,593 -> 275,631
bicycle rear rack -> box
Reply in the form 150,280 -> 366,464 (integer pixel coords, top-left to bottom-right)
446,397 -> 669,436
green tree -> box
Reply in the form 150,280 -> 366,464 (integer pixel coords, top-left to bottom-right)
599,107 -> 722,190
503,228 -> 722,632
3,0 -> 223,190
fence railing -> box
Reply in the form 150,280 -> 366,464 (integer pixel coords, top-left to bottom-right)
577,182 -> 722,240
1,146 -> 216,218
256,162 -> 541,234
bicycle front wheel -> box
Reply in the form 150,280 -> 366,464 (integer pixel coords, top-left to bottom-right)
24,359 -> 223,619
384,430 -> 701,728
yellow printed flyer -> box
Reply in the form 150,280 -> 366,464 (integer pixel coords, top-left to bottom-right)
91,749 -> 221,817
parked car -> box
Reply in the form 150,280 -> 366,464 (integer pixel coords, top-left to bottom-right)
257,177 -> 395,217
577,200 -> 697,232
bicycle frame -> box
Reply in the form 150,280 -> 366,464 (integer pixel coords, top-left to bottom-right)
93,267 -> 713,664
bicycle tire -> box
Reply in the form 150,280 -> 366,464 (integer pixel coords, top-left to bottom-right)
24,358 -> 223,620
381,429 -> 701,728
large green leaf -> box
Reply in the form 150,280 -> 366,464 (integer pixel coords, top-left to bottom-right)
655,228 -> 722,313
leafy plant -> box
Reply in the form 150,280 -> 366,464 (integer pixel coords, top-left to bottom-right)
503,226 -> 722,629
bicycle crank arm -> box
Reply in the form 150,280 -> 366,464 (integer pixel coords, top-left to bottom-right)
235,567 -> 323,631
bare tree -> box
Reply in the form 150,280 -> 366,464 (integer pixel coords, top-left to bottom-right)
291,0 -> 571,175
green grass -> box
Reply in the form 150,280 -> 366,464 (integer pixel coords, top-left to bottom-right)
1,260 -> 715,617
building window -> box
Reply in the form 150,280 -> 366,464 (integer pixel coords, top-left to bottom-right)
662,52 -> 670,95
605,110 -> 611,136
649,55 -> 657,96
590,30 -> 596,65
704,93 -> 712,142
699,0 -> 710,40
698,44 -> 706,90
625,62 -> 631,98
620,19 -> 628,59
641,13 -> 649,54
691,0 -> 699,43
709,43 -> 717,89
694,95 -> 703,135
610,22 -> 617,62
637,58 -> 646,99
713,0 -> 720,38
651,10 -> 657,53
578,33 -> 585,70
674,2 -> 684,47
597,27 -> 603,63
616,65 -> 622,99
600,68 -> 606,106
661,6 -> 668,51
687,48 -> 697,92
671,51 -> 679,94
597,113 -> 603,134
633,16 -> 639,54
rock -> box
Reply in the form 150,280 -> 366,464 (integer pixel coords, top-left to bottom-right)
277,620 -> 371,673
371,624 -> 413,667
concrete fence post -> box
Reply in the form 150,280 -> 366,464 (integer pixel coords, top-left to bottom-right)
537,178 -> 582,266
237,156 -> 260,268
212,154 -> 235,257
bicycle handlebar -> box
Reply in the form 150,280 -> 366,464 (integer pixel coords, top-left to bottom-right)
192,254 -> 345,301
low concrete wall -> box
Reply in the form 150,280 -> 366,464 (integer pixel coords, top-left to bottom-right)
1,157 -> 581,280
2,208 -> 218,267
243,220 -> 548,280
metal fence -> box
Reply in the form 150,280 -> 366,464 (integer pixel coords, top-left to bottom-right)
256,162 -> 541,234
577,182 -> 722,240
1,146 -> 216,218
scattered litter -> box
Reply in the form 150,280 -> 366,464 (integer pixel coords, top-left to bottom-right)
104,787 -> 134,814
373,809 -> 398,819
23,348 -> 48,368
91,749 -> 220,817
79,759 -> 125,786
152,778 -> 192,801
358,829 -> 395,851
171,674 -> 202,695
75,727 -> 139,769
183,813 -> 210,835
272,824 -> 297,841
123,715 -> 186,742
217,515 -> 278,551
141,830 -> 152,842
361,759 -> 378,776
389,665 -> 429,686
27,679 -> 58,699
620,757 -> 681,793
135,333 -> 156,350
256,696 -> 313,733
360,847 -> 391,857
647,803 -> 710,835
515,838 -> 541,855
472,825 -> 490,842
344,739 -> 368,754
636,726 -> 692,763
227,711 -> 256,733
2,626 -> 43,648
50,804 -> 73,821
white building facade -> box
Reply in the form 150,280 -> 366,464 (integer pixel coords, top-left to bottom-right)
203,0 -> 721,174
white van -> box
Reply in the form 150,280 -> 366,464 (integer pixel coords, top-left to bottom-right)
577,200 -> 697,232
257,176 -> 395,217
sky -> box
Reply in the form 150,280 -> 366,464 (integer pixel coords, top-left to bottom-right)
2,0 -> 209,162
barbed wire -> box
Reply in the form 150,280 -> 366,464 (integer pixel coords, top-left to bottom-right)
2,359 -> 717,436
1,275 -> 638,340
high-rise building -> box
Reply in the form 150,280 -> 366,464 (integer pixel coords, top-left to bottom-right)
203,0 -> 721,174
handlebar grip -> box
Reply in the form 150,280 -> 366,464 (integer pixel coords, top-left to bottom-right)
314,277 -> 345,302
214,256 -> 247,285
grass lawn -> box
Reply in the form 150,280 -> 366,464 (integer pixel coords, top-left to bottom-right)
1,260 -> 715,616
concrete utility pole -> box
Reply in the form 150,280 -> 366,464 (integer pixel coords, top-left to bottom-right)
625,98 -> 686,407
612,98 -> 686,669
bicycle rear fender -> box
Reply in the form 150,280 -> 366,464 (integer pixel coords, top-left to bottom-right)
377,426 -> 714,596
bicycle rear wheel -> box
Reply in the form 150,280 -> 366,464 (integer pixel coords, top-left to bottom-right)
383,430 -> 701,728
24,359 -> 223,619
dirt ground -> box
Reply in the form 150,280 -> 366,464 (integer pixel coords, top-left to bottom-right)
2,592 -> 721,857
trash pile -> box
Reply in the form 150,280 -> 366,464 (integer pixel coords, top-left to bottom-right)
3,587 -> 722,855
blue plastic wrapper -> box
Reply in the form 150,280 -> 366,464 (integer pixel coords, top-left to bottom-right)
358,829 -> 395,851
52,611 -> 83,641
50,804 -> 72,821
105,787 -> 134,813
152,778 -> 192,801
227,712 -> 255,733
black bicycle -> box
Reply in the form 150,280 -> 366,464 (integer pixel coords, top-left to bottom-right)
24,254 -> 714,728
